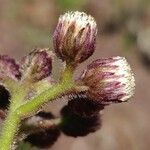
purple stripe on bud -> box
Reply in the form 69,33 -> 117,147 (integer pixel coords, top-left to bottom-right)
53,11 -> 97,65
21,48 -> 53,82
78,56 -> 135,104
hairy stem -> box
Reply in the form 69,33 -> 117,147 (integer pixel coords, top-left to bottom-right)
0,88 -> 28,150
17,82 -> 73,117
0,65 -> 74,150
0,111 -> 20,150
17,65 -> 74,117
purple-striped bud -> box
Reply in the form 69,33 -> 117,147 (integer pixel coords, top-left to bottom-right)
78,56 -> 135,104
21,48 -> 53,82
53,11 -> 97,65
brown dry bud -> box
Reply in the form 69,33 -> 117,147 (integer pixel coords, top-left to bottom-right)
60,105 -> 101,137
24,111 -> 60,148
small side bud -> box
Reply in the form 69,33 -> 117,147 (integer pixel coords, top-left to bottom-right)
53,11 -> 97,65
0,55 -> 21,81
24,111 -> 60,148
78,56 -> 135,104
21,48 -> 53,82
25,127 -> 60,148
0,85 -> 10,109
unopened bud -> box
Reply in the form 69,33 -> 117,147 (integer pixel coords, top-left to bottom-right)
25,127 -> 60,148
21,48 -> 53,82
53,11 -> 97,65
78,56 -> 135,104
24,111 -> 60,148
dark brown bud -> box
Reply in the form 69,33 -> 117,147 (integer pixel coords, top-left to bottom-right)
25,127 -> 60,148
60,105 -> 101,137
24,111 -> 60,148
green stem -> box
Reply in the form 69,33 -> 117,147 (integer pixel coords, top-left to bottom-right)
16,65 -> 74,117
0,110 -> 20,150
0,65 -> 74,150
0,89 -> 27,150
17,82 -> 73,117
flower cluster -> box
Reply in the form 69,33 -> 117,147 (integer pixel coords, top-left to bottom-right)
0,48 -> 53,84
0,11 -> 135,149
0,48 -> 53,121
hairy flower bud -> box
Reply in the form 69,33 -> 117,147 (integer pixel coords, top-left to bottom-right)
78,56 -> 135,104
25,126 -> 60,149
0,55 -> 21,81
53,11 -> 97,65
21,48 -> 53,82
60,105 -> 101,137
24,111 -> 60,148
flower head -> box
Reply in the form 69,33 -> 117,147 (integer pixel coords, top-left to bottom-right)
53,11 -> 97,65
78,56 -> 135,104
21,48 -> 53,82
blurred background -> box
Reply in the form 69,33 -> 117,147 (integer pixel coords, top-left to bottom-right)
0,0 -> 150,150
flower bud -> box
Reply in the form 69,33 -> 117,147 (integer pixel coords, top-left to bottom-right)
78,56 -> 135,104
25,127 -> 60,148
24,111 -> 60,148
21,48 -> 53,82
53,11 -> 97,65
0,55 -> 21,81
60,105 -> 101,137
